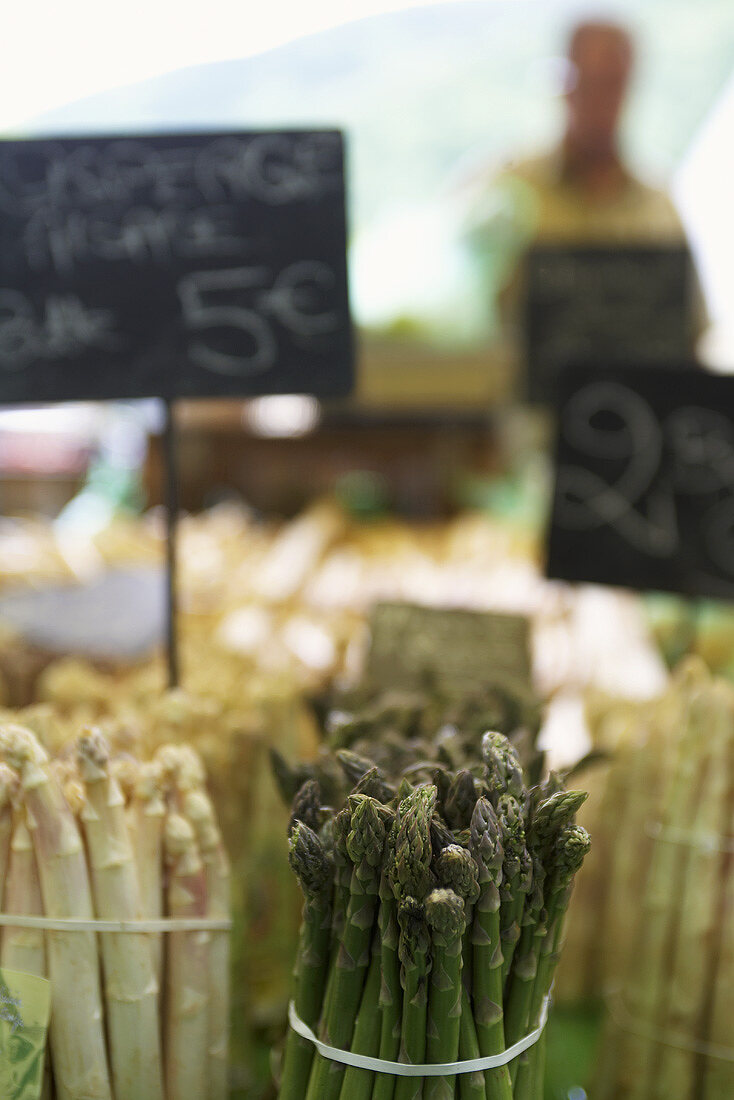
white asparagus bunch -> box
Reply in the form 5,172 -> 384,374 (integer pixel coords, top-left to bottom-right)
0,723 -> 113,1100
0,720 -> 231,1100
164,812 -> 211,1100
77,730 -> 165,1100
184,786 -> 231,1100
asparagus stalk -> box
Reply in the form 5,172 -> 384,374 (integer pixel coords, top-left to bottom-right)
445,770 -> 478,831
496,794 -> 531,988
614,683 -> 706,1100
77,730 -> 165,1100
458,985 -> 488,1100
164,811 -> 210,1100
503,851 -> 545,1052
305,794 -> 387,1100
0,808 -> 53,1100
433,845 -> 485,1100
278,822 -> 332,1100
0,723 -> 113,1100
338,936 -> 383,1100
0,764 -> 16,899
389,786 -> 437,1100
184,786 -> 232,1100
470,798 -> 513,1100
513,824 -> 591,1100
290,779 -> 322,836
371,827 -> 402,1100
1,815 -> 46,976
653,681 -> 732,1100
132,761 -> 166,985
424,888 -> 465,1100
394,894 -> 431,1100
481,732 -> 525,810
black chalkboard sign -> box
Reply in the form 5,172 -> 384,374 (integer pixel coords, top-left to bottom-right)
525,245 -> 693,404
0,130 -> 353,402
547,364 -> 734,600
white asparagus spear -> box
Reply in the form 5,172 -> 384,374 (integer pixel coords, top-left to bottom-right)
132,761 -> 166,985
1,814 -> 46,974
0,763 -> 17,900
1,808 -> 54,1100
164,812 -> 210,1100
184,787 -> 231,1100
77,730 -> 165,1100
0,723 -> 113,1100
155,744 -> 206,811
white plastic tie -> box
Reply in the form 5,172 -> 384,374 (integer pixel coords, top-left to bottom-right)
0,914 -> 231,933
606,990 -> 734,1064
287,995 -> 550,1076
645,820 -> 734,855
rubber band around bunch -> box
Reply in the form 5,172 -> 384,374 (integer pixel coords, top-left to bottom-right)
645,820 -> 734,855
0,914 -> 231,933
287,995 -> 550,1077
605,989 -> 734,1065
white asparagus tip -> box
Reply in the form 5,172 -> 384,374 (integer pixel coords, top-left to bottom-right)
0,762 -> 18,808
63,775 -> 87,818
183,790 -> 220,855
0,724 -> 48,784
135,761 -> 164,803
76,727 -> 111,782
165,812 -> 202,877
155,744 -> 206,793
111,754 -> 141,802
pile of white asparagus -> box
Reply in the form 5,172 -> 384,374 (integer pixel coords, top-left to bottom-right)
551,658 -> 734,1100
0,724 -> 230,1100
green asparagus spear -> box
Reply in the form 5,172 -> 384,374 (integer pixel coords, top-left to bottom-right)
482,732 -> 525,809
395,895 -> 431,1100
372,828 -> 402,1100
434,844 -> 485,1100
279,823 -> 333,1100
290,779 -> 322,836
470,798 -> 513,1100
305,795 -> 387,1100
513,825 -> 591,1100
425,889 -> 466,1100
445,770 -> 478,831
338,936 -> 383,1100
496,794 -> 532,987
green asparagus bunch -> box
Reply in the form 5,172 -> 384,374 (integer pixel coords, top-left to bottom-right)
277,730 -> 589,1100
272,677 -> 543,810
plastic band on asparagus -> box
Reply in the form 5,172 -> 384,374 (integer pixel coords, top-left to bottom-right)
645,820 -> 734,855
0,914 -> 231,933
605,990 -> 734,1065
287,994 -> 551,1077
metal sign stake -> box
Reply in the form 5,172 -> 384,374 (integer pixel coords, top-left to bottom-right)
162,398 -> 179,688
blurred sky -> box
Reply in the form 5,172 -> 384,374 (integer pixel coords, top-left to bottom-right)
3,0 -> 477,129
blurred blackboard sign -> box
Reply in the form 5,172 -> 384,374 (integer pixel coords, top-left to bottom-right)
0,130 -> 353,402
367,601 -> 532,696
547,364 -> 734,599
525,245 -> 693,404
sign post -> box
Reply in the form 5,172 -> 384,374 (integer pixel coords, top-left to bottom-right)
0,130 -> 354,684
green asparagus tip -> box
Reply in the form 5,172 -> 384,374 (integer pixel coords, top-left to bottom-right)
288,821 -> 333,901
434,844 -> 480,907
346,794 -> 388,869
289,778 -> 322,836
532,790 -> 588,850
470,797 -> 504,884
425,888 -> 466,945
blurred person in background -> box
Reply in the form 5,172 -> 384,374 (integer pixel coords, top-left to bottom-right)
460,17 -> 705,362
457,17 -> 706,506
